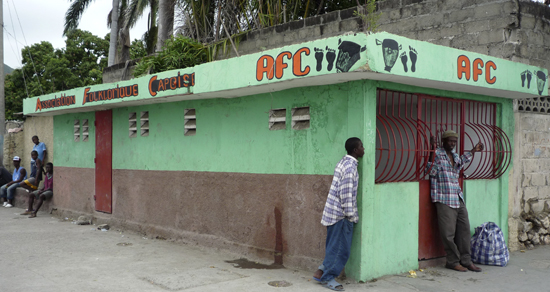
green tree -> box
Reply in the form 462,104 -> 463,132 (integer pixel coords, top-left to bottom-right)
65,0 -> 129,65
133,35 -> 207,77
5,30 -> 109,119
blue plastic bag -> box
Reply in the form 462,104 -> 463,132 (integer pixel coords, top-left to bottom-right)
470,222 -> 509,267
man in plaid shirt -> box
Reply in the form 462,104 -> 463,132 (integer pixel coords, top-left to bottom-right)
313,137 -> 364,291
428,130 -> 483,273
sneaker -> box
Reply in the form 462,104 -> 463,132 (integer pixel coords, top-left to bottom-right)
20,210 -> 32,215
4,204 -> 13,208
2,202 -> 6,207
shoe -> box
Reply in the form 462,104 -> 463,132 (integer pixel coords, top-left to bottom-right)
2,202 -> 6,207
5,204 -> 13,208
465,263 -> 482,272
445,263 -> 467,272
20,210 -> 32,215
29,213 -> 36,218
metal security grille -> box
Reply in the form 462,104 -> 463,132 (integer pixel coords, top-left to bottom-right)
375,89 -> 511,183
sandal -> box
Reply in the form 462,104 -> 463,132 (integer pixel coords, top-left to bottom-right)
322,278 -> 344,291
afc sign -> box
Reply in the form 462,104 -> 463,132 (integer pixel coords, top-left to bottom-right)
256,48 -> 311,81
457,55 -> 497,84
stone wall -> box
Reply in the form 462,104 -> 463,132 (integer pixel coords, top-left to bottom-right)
103,0 -> 550,83
511,109 -> 550,250
3,121 -> 25,173
2,116 -> 54,176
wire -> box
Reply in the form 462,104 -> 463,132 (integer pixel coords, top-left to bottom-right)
6,0 -> 43,96
11,0 -> 44,95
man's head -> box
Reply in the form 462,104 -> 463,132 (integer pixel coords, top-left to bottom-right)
441,130 -> 458,152
45,162 -> 53,174
31,150 -> 38,161
345,137 -> 365,159
13,156 -> 21,167
32,135 -> 39,145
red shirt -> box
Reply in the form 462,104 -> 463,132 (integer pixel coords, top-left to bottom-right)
43,174 -> 53,191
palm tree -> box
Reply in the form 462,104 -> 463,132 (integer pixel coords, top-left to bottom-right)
124,0 -> 159,54
157,0 -> 176,51
64,0 -> 131,66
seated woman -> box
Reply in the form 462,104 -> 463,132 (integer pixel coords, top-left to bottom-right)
21,162 -> 53,218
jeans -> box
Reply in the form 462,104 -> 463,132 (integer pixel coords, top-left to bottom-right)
0,183 -> 19,200
319,219 -> 354,282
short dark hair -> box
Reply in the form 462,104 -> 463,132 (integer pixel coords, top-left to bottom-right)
31,150 -> 38,155
32,135 -> 38,140
345,137 -> 362,155
46,162 -> 53,169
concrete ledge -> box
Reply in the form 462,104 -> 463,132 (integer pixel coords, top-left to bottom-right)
12,188 -> 53,212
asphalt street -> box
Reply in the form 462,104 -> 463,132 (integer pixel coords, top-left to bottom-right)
0,207 -> 549,292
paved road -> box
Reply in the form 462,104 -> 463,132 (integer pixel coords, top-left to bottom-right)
0,208 -> 549,291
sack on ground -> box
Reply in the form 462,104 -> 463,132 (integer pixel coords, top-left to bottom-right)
470,222 -> 509,267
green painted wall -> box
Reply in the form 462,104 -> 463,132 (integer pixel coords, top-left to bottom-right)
359,182 -> 419,279
110,82 -> 361,175
465,180 -> 508,241
54,112 -> 96,168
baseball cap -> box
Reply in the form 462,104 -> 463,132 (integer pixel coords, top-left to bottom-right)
13,156 -> 21,161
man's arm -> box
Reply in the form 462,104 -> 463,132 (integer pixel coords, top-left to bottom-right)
427,136 -> 439,176
460,142 -> 484,166
339,170 -> 356,218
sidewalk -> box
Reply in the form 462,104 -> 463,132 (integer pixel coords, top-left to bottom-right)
0,207 -> 549,292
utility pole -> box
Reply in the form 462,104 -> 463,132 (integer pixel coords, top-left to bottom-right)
0,0 -> 5,167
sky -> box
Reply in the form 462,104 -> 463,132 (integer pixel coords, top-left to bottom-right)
3,0 -> 149,69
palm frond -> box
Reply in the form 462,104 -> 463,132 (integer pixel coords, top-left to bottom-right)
64,0 -> 96,35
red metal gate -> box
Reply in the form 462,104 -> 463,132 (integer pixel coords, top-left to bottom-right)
375,89 -> 511,261
95,110 -> 113,214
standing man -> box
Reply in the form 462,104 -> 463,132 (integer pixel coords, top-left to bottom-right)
428,130 -> 483,272
31,136 -> 47,174
313,137 -> 364,291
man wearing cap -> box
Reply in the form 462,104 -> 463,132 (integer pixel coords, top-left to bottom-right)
0,156 -> 27,208
428,130 -> 483,273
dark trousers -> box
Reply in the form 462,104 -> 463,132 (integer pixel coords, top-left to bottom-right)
320,219 -> 354,282
435,201 -> 472,266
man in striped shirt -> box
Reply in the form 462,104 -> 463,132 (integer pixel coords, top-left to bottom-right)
313,137 -> 364,291
428,130 -> 483,273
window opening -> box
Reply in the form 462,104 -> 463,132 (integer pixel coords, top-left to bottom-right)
140,111 -> 149,137
74,119 -> 80,142
129,112 -> 137,138
184,109 -> 196,136
269,108 -> 286,130
291,107 -> 310,130
82,119 -> 89,142
375,89 -> 511,183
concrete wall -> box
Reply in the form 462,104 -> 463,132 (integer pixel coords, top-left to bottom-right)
3,121 -> 24,172
510,111 -> 550,250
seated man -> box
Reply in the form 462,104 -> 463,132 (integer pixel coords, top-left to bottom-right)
0,156 -> 27,208
0,166 -> 12,187
22,163 -> 53,218
20,150 -> 43,192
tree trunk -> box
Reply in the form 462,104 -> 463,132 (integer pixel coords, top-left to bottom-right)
156,0 -> 175,52
115,26 -> 131,64
108,0 -> 120,66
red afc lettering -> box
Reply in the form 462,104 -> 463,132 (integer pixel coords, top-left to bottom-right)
457,55 -> 497,85
256,47 -> 311,81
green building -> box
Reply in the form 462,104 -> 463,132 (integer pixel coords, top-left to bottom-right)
23,32 -> 546,281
